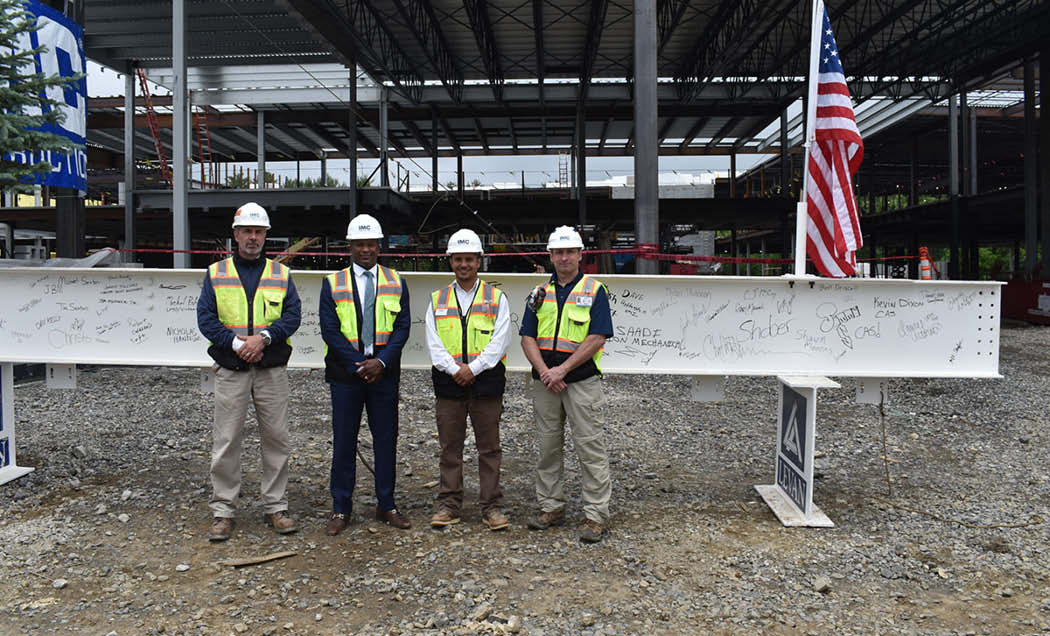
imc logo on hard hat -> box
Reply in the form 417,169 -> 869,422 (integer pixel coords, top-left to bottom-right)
456,238 -> 470,245
558,235 -> 571,241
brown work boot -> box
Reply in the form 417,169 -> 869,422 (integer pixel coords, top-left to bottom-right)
375,507 -> 411,529
579,519 -> 606,544
209,517 -> 233,542
430,507 -> 461,528
263,510 -> 298,535
326,512 -> 349,536
526,508 -> 565,530
482,508 -> 509,532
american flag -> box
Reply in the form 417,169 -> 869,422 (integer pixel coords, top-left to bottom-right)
805,3 -> 864,277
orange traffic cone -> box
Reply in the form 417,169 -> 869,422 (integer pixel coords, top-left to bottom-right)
918,246 -> 938,281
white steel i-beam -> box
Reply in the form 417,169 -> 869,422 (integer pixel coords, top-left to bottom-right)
633,0 -> 658,273
171,0 -> 190,269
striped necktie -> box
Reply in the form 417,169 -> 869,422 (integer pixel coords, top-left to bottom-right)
361,270 -> 375,350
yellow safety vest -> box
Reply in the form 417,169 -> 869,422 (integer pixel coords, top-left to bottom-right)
431,281 -> 506,365
208,258 -> 289,340
535,275 -> 604,372
326,265 -> 403,350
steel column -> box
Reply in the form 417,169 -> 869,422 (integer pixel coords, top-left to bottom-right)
908,141 -> 917,206
633,0 -> 658,273
1041,45 -> 1050,271
1024,57 -> 1037,277
968,103 -> 977,196
457,153 -> 464,198
431,111 -> 438,193
576,103 -> 587,227
729,153 -> 736,198
780,109 -> 789,196
949,94 -> 960,279
256,110 -> 266,189
380,88 -> 389,187
172,0 -> 190,268
123,63 -> 136,262
960,93 -> 970,198
570,146 -> 576,198
349,68 -> 357,214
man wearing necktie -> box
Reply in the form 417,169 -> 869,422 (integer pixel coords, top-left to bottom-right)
319,214 -> 412,533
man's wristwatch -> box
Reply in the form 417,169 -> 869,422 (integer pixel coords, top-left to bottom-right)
260,331 -> 272,347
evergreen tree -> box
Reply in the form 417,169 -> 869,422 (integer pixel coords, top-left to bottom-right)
0,0 -> 81,191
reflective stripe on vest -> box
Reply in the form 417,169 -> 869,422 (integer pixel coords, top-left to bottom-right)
431,281 -> 506,364
326,265 -> 403,350
208,258 -> 289,339
535,275 -> 603,371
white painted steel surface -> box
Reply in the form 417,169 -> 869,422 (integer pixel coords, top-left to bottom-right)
0,268 -> 1002,378
0,363 -> 34,485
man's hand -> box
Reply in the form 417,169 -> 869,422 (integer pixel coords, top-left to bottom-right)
540,364 -> 567,387
546,379 -> 567,394
356,359 -> 385,383
236,335 -> 264,364
452,362 -> 476,387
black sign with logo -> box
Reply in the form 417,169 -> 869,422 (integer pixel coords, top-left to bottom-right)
777,456 -> 807,513
780,386 -> 807,471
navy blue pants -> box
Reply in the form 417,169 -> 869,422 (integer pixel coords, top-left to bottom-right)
329,375 -> 400,513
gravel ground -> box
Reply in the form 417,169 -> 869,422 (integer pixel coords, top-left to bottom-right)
2,324 -> 1049,635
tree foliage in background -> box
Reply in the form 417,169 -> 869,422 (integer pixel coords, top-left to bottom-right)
0,0 -> 81,191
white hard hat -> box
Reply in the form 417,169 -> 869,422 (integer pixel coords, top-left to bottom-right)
446,228 -> 484,255
346,213 -> 383,240
546,225 -> 584,250
232,202 -> 271,229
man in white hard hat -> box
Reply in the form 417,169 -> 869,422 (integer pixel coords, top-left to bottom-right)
319,213 -> 412,534
196,202 -> 302,541
519,225 -> 614,543
424,229 -> 511,531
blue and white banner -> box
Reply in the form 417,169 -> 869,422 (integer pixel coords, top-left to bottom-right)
3,1 -> 87,191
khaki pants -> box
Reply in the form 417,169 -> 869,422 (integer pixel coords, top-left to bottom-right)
532,375 -> 611,524
210,365 -> 291,517
435,395 -> 504,514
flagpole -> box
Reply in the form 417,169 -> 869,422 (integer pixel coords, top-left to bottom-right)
794,0 -> 824,276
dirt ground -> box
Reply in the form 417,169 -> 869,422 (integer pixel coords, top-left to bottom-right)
2,332 -> 1049,634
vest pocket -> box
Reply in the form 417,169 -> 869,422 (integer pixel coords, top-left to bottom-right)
562,303 -> 592,342
261,290 -> 284,322
468,314 -> 495,354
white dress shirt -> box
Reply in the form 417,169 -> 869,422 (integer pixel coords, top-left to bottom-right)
352,262 -> 379,356
425,278 -> 511,377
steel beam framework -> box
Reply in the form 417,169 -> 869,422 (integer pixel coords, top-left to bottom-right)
463,0 -> 505,102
